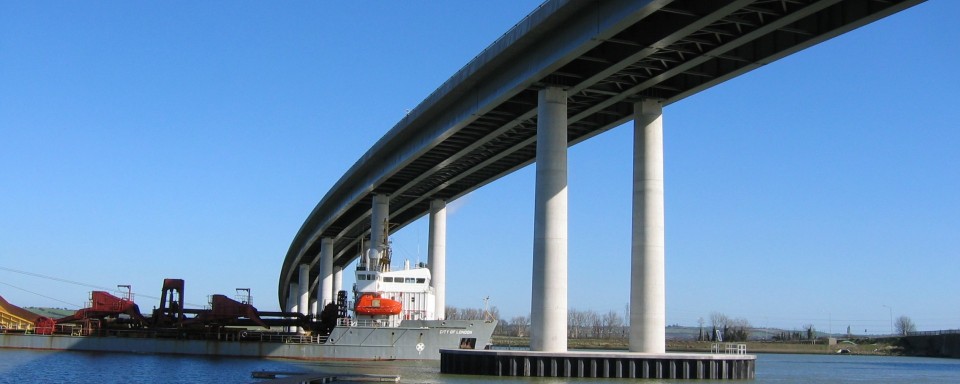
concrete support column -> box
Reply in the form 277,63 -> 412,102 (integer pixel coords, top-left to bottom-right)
298,264 -> 310,316
370,194 -> 389,270
309,287 -> 318,317
629,99 -> 666,353
333,266 -> 343,294
428,199 -> 447,320
287,282 -> 299,333
320,237 -> 334,306
286,283 -> 298,313
530,86 -> 568,352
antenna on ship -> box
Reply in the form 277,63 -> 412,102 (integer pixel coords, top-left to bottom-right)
482,296 -> 495,321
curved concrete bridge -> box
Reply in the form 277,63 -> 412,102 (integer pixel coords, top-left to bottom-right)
279,0 -> 923,353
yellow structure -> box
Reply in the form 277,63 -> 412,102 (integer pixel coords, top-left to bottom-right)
0,295 -> 41,332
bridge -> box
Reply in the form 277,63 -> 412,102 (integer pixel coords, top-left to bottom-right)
279,0 -> 923,354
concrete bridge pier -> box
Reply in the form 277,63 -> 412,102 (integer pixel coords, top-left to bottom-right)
298,263 -> 309,319
286,283 -> 296,312
297,264 -> 310,315
333,266 -> 342,293
320,237 -> 334,306
429,199 -> 447,320
630,99 -> 666,353
287,282 -> 299,332
530,86 -> 568,352
370,194 -> 389,270
287,282 -> 298,313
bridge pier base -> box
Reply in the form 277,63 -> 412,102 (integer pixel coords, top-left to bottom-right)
441,350 -> 755,379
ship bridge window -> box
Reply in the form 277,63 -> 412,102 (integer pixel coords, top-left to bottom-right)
416,278 -> 425,284
383,277 -> 394,282
405,278 -> 415,283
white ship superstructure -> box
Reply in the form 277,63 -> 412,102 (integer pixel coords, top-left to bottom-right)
354,263 -> 437,323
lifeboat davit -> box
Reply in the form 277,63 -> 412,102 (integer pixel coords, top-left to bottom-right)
354,292 -> 402,316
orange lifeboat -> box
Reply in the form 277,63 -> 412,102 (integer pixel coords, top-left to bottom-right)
354,292 -> 402,316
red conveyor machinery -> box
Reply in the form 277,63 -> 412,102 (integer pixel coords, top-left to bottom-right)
56,290 -> 147,324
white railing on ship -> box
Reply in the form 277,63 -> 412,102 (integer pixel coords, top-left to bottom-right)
336,318 -> 400,328
247,332 -> 322,344
711,343 -> 747,355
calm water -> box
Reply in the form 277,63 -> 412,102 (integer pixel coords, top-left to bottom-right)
1,349 -> 959,383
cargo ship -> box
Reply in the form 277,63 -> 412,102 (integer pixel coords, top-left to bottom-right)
0,261 -> 496,361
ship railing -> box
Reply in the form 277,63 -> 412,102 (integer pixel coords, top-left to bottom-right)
400,309 -> 427,320
8,323 -> 32,332
0,318 -> 77,335
68,322 -> 99,336
252,332 -> 322,344
711,343 -> 747,355
1,312 -> 37,331
337,318 -> 400,328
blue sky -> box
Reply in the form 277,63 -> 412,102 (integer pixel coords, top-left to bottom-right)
2,1 -> 957,334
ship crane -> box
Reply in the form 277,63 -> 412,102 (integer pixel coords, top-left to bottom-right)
56,285 -> 147,327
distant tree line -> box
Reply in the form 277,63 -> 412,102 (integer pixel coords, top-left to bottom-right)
449,305 -> 921,341
563,308 -> 627,339
772,324 -> 817,341
493,308 -> 628,339
698,312 -> 751,342
445,305 -> 499,321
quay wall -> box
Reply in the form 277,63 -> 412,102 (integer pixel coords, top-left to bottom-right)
899,334 -> 960,358
441,349 -> 755,379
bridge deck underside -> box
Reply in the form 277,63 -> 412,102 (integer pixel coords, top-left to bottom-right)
280,0 -> 922,302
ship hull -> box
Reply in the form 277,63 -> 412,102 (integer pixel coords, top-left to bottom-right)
0,319 -> 496,361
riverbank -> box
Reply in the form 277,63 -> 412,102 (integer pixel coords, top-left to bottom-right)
492,336 -> 900,355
